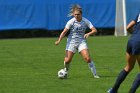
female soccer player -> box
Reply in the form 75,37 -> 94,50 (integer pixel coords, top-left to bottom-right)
108,13 -> 140,93
55,4 -> 99,78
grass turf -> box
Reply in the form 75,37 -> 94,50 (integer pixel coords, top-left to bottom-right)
0,36 -> 140,93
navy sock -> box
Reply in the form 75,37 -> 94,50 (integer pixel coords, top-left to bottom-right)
129,73 -> 140,93
112,69 -> 128,92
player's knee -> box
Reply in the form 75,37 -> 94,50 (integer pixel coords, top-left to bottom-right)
64,57 -> 71,63
84,57 -> 91,63
125,65 -> 134,72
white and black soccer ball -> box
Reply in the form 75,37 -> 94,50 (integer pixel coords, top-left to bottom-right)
58,69 -> 67,79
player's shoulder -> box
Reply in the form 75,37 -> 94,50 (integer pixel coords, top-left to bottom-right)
133,13 -> 140,22
65,18 -> 76,29
82,17 -> 90,22
67,18 -> 76,23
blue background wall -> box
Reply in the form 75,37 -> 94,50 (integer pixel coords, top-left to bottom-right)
1,0 -> 140,31
126,0 -> 140,24
0,0 -> 116,30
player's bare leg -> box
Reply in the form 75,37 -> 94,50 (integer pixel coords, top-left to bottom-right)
124,53 -> 136,72
64,50 -> 74,73
80,49 -> 99,78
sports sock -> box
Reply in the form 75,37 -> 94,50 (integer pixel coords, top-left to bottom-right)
112,69 -> 129,92
64,61 -> 70,72
129,73 -> 140,93
88,61 -> 97,76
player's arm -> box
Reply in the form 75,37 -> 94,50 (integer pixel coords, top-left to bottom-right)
84,27 -> 97,38
55,28 -> 69,45
126,20 -> 136,33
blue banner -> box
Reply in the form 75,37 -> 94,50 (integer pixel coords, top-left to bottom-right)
126,0 -> 140,23
0,0 -> 115,30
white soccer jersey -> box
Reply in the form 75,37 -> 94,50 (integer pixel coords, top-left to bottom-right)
65,17 -> 94,39
65,17 -> 94,53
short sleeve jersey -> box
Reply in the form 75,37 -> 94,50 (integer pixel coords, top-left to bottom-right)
130,13 -> 140,42
65,17 -> 94,40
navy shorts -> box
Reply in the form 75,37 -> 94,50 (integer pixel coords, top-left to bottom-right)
126,40 -> 140,55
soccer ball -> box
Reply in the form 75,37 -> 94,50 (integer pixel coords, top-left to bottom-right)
58,69 -> 67,79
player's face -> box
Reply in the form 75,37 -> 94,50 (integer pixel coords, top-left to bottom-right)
73,10 -> 82,22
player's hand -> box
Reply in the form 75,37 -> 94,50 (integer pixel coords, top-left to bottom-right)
55,40 -> 60,45
84,33 -> 89,39
127,27 -> 134,34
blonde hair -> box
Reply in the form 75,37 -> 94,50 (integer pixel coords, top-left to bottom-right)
67,4 -> 82,17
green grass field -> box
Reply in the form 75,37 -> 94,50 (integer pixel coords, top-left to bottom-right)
0,36 -> 140,93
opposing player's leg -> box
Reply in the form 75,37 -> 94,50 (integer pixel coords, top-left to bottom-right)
136,55 -> 140,66
129,73 -> 140,93
80,49 -> 99,78
108,53 -> 136,93
129,55 -> 140,93
124,53 -> 136,72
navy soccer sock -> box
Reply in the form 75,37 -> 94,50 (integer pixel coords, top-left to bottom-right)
129,73 -> 140,93
112,69 -> 129,92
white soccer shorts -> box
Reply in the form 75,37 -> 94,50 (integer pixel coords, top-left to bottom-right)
66,40 -> 88,53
